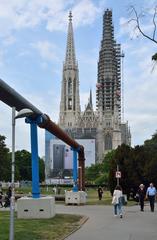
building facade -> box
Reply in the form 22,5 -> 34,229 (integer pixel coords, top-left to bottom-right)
45,9 -> 131,179
58,9 -> 131,162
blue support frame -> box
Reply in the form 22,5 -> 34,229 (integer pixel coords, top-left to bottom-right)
72,149 -> 78,192
25,115 -> 43,198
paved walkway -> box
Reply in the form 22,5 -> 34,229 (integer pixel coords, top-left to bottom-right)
56,204 -> 157,240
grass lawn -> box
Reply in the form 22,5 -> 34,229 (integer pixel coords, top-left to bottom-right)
4,186 -> 137,206
13,187 -> 137,206
0,212 -> 82,240
85,188 -> 137,206
86,188 -> 112,205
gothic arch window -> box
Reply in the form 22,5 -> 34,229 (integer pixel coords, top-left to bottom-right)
105,134 -> 112,150
68,98 -> 72,110
68,78 -> 72,95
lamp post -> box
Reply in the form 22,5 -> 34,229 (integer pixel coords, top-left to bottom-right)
9,108 -> 34,240
9,107 -> 16,240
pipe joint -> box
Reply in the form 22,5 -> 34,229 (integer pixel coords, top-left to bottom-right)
25,114 -> 44,125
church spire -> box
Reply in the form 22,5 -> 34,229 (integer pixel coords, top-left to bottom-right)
89,89 -> 93,107
59,12 -> 81,128
65,11 -> 76,67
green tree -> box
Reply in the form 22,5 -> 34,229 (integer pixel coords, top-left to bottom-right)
143,132 -> 157,185
39,157 -> 45,182
12,150 -> 45,182
85,163 -> 102,184
108,133 -> 157,197
85,132 -> 157,195
15,150 -> 32,181
85,150 -> 115,186
0,135 -> 11,181
108,144 -> 133,196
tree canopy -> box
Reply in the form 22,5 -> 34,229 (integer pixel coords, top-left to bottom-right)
0,134 -> 45,182
85,132 -> 157,198
109,133 -> 157,197
0,135 -> 10,181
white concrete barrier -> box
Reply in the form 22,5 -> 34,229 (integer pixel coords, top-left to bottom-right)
17,196 -> 55,219
65,191 -> 87,205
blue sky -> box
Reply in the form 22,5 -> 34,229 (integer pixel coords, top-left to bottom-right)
0,0 -> 157,157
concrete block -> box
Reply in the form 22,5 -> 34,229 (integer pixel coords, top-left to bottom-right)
17,196 -> 55,219
65,191 -> 87,205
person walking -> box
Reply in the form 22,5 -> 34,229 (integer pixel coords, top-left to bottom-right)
0,191 -> 3,207
112,185 -> 123,218
137,184 -> 146,211
4,186 -> 12,208
98,186 -> 103,200
146,183 -> 156,212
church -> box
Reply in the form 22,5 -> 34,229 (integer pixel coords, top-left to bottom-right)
45,9 -> 131,181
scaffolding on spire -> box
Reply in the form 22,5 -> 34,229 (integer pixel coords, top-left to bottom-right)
120,51 -> 125,123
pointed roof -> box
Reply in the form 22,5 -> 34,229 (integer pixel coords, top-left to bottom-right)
85,89 -> 93,111
89,89 -> 92,107
65,11 -> 76,66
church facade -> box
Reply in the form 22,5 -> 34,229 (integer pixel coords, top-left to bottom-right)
58,9 -> 131,163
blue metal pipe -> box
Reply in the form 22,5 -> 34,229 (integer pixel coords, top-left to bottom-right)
25,116 -> 42,198
30,122 -> 40,198
0,78 -> 86,191
72,149 -> 78,192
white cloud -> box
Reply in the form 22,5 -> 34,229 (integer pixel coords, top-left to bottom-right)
31,40 -> 59,62
0,49 -> 5,66
18,50 -> 31,57
119,1 -> 157,41
119,17 -> 139,39
1,89 -> 60,156
0,0 -> 104,36
72,0 -> 101,28
123,42 -> 157,146
3,35 -> 16,46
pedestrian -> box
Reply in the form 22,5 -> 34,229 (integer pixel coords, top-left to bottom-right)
146,183 -> 156,212
0,191 -> 3,207
137,184 -> 146,211
4,186 -> 12,208
112,185 -> 123,218
97,186 -> 103,200
7,186 -> 12,199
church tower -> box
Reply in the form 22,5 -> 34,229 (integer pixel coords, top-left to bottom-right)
96,9 -> 121,119
96,9 -> 122,157
59,11 -> 81,128
44,10 -> 131,182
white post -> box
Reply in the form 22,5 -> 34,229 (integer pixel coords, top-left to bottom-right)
9,107 -> 16,240
117,165 -> 119,186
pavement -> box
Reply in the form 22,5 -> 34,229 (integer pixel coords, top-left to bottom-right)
56,203 -> 157,240
1,203 -> 157,240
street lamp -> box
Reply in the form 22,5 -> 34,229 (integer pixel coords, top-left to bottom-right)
9,108 -> 34,240
15,108 -> 34,119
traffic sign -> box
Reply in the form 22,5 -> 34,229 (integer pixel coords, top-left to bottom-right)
115,171 -> 121,178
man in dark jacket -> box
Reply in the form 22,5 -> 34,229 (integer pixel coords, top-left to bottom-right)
138,184 -> 146,211
98,186 -> 103,200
